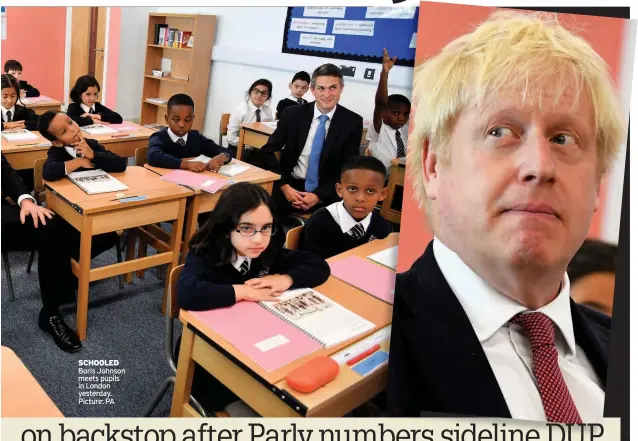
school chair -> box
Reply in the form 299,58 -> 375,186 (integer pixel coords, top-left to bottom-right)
219,113 -> 231,146
380,164 -> 404,224
134,146 -> 148,167
142,264 -> 211,418
284,225 -> 303,250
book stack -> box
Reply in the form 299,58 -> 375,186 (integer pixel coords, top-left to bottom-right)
153,24 -> 194,48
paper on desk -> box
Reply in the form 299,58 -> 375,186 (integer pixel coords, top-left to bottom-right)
261,121 -> 278,129
189,154 -> 211,164
331,326 -> 391,365
367,246 -> 398,270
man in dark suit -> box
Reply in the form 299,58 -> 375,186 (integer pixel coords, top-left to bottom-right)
387,11 -> 626,423
2,155 -> 82,353
258,63 -> 363,217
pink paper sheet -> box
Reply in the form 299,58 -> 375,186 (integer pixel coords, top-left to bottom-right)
329,256 -> 396,305
160,169 -> 229,194
191,302 -> 322,372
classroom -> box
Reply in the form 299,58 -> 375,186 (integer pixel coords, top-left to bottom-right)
1,5 -> 414,418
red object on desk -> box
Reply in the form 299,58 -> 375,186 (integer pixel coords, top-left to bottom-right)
346,344 -> 381,366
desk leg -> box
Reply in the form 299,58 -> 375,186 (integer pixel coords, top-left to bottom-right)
237,128 -> 246,161
180,196 -> 200,264
164,199 -> 186,318
170,326 -> 196,417
76,217 -> 93,341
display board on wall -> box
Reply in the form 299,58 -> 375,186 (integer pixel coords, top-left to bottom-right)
282,6 -> 419,67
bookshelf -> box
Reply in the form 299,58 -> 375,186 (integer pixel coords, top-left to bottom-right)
140,13 -> 216,131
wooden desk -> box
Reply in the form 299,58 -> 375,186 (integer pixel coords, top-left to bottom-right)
170,233 -> 398,417
0,123 -> 154,170
144,160 -> 280,263
1,346 -> 63,417
237,122 -> 274,161
21,96 -> 64,115
45,166 -> 193,341
380,157 -> 405,224
1,131 -> 52,170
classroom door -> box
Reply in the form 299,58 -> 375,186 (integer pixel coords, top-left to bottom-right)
69,7 -> 107,98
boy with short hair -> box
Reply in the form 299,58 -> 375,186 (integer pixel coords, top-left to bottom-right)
300,155 -> 391,259
147,93 -> 233,172
4,59 -> 40,98
367,49 -> 411,174
276,71 -> 310,119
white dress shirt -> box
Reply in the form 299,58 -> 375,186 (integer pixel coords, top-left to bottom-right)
2,105 -> 16,122
231,255 -> 252,273
432,237 -> 605,422
80,103 -> 96,114
291,104 -> 337,180
167,127 -> 188,145
227,101 -> 274,146
367,121 -> 408,174
325,201 -> 372,235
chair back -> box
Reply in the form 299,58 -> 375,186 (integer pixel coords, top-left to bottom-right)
33,158 -> 47,204
135,146 -> 149,167
219,113 -> 231,145
285,225 -> 304,250
165,264 -> 184,372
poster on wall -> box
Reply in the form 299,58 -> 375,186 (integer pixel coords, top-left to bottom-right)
1,7 -> 6,41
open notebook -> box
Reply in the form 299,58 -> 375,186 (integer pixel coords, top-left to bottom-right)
2,129 -> 39,142
67,169 -> 129,195
190,288 -> 374,372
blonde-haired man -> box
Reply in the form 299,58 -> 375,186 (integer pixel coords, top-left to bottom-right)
387,11 -> 626,422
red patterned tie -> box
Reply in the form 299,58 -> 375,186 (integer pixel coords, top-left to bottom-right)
511,312 -> 583,423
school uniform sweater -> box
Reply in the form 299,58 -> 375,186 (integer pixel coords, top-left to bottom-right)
276,97 -> 308,119
1,104 -> 39,131
178,247 -> 331,311
19,80 -> 40,98
300,204 -> 392,259
66,102 -> 123,127
147,128 -> 233,169
43,138 -> 127,181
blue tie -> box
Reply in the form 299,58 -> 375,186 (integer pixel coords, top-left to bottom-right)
305,114 -> 329,192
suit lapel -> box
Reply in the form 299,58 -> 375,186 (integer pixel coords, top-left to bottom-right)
409,244 -> 512,418
571,301 -> 608,387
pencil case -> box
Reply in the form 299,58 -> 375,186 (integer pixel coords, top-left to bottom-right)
285,356 -> 339,393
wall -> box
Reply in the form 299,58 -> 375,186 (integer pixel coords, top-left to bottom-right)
1,7 -> 67,100
142,6 -> 415,140
115,7 -> 154,121
103,7 -> 122,109
397,2 -> 631,271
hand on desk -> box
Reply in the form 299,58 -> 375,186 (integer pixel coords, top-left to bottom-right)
20,199 -> 54,228
207,154 -> 227,172
3,121 -> 25,130
234,284 -> 283,303
181,160 -> 207,173
245,274 -> 293,296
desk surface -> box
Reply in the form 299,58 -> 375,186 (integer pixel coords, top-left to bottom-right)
45,166 -> 193,214
1,346 -> 63,417
180,233 -> 397,387
21,96 -> 64,108
144,159 -> 280,191
87,123 -> 155,144
240,122 -> 276,135
1,131 -> 52,152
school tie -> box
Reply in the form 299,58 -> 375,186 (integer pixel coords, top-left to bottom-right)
510,312 -> 583,424
6,111 -> 11,122
239,258 -> 250,275
297,98 -> 303,104
255,109 -> 261,122
88,107 -> 95,114
176,137 -> 186,147
305,114 -> 329,192
349,223 -> 365,239
396,130 -> 406,158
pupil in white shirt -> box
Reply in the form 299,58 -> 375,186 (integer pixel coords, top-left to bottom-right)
336,156 -> 388,222
247,79 -> 272,109
1,74 -> 19,113
383,96 -> 411,131
165,96 -> 195,139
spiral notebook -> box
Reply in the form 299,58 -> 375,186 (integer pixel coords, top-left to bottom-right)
190,288 -> 374,372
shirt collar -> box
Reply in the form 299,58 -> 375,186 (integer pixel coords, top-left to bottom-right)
432,237 -> 577,355
313,103 -> 337,121
326,201 -> 372,234
248,100 -> 267,113
2,106 -> 15,119
80,103 -> 95,114
231,254 -> 251,273
167,127 -> 188,144
290,95 -> 303,103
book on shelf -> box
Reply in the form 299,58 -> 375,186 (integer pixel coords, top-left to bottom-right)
80,124 -> 117,135
181,31 -> 192,48
154,24 -> 168,45
67,169 -> 129,195
187,34 -> 194,47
